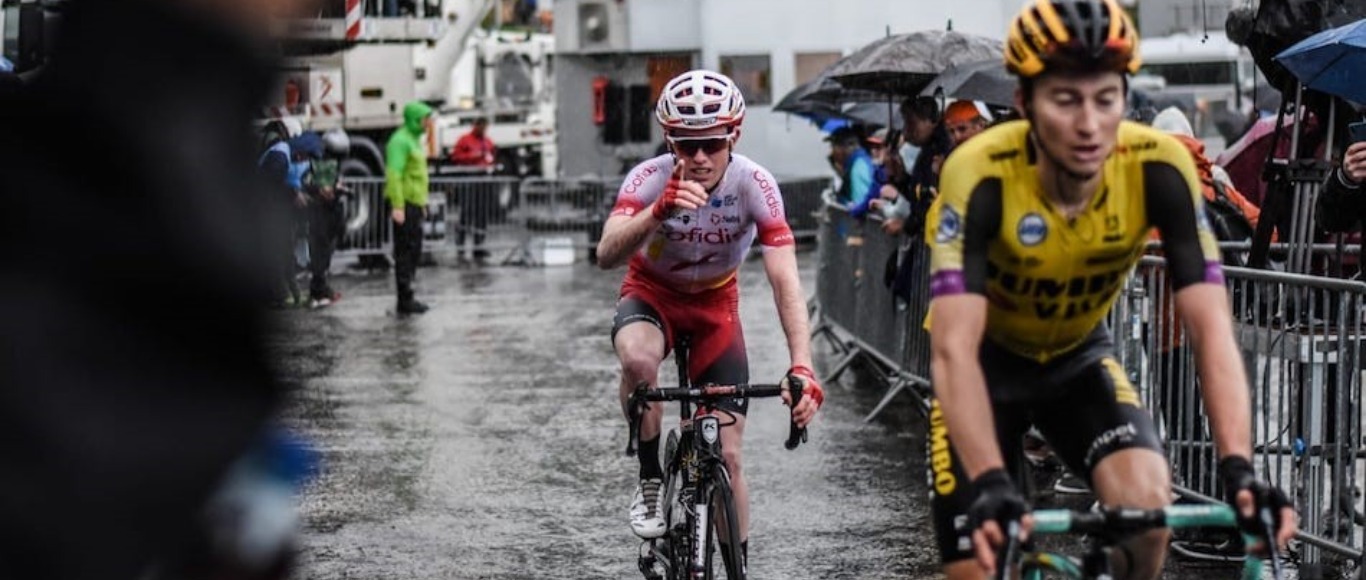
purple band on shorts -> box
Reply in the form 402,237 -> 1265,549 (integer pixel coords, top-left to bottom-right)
1204,260 -> 1224,284
930,270 -> 966,297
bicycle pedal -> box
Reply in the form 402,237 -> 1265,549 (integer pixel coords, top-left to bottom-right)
637,542 -> 663,580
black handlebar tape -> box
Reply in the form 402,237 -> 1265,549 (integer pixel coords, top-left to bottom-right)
784,377 -> 806,450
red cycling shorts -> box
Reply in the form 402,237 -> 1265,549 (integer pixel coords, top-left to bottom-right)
611,269 -> 750,415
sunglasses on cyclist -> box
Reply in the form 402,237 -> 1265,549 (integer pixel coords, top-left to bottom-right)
668,136 -> 731,157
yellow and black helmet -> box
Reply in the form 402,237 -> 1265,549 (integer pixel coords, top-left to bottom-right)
1005,0 -> 1141,78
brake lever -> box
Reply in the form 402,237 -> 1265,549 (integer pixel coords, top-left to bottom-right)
995,519 -> 1021,580
784,375 -> 807,450
1259,506 -> 1284,580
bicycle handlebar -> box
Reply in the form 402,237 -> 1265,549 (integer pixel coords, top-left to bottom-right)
1011,504 -> 1282,579
624,380 -> 808,456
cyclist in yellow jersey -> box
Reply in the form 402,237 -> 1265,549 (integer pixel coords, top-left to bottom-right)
925,1 -> 1297,578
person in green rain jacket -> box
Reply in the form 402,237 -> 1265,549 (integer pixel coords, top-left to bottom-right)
386,101 -> 433,314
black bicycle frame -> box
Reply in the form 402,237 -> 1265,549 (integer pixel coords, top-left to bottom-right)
627,335 -> 804,580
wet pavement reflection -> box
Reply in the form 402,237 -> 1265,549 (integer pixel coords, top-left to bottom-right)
276,252 -> 1228,579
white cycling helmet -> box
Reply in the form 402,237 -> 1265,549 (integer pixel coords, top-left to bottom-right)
321,128 -> 351,157
655,70 -> 746,131
280,117 -> 304,139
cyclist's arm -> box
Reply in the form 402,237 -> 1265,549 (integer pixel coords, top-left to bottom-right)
747,167 -> 808,368
1177,286 -> 1251,458
596,159 -> 674,270
1146,157 -> 1252,459
596,213 -> 662,270
929,295 -> 1002,477
761,244 -> 811,370
926,169 -> 1005,478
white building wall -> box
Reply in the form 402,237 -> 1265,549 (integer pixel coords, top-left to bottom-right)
553,0 -> 1033,178
693,0 -> 1029,177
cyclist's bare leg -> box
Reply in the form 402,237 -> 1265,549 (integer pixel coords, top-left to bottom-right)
717,414 -> 748,544
1090,448 -> 1172,580
942,559 -> 983,580
615,322 -> 666,441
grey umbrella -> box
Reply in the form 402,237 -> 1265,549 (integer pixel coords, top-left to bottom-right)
919,58 -> 1016,108
827,30 -> 1004,96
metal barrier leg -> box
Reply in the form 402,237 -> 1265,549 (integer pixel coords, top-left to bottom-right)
810,323 -> 847,355
864,377 -> 911,423
500,244 -> 537,266
822,344 -> 864,388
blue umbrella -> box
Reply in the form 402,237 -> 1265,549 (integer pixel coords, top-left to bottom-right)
1275,18 -> 1366,104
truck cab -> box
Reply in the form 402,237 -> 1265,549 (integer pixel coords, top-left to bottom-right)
1136,31 -> 1258,154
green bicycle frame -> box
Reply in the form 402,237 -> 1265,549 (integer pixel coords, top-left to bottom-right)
1023,504 -> 1264,580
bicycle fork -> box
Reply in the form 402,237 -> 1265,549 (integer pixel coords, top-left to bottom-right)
690,414 -> 723,579
691,501 -> 710,578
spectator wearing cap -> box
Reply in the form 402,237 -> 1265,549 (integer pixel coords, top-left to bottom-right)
943,100 -> 993,149
826,126 -> 876,215
866,127 -> 891,166
848,128 -> 904,220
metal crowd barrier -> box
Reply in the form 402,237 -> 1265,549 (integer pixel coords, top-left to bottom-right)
336,177 -> 452,258
1109,256 -> 1366,569
814,206 -> 1366,571
334,174 -> 830,266
811,203 -> 933,420
430,176 -> 522,261
778,177 -> 832,241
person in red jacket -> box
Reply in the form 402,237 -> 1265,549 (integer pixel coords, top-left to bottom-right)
451,117 -> 496,167
450,118 -> 497,261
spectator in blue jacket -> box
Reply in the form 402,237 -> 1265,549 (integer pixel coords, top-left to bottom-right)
826,126 -> 876,215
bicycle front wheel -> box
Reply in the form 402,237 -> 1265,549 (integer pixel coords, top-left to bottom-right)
660,430 -> 686,580
710,466 -> 745,580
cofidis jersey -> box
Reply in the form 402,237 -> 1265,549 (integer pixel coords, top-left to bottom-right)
611,154 -> 795,294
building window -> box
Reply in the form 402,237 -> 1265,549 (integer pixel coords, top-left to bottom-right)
648,55 -> 694,104
720,54 -> 772,106
794,51 -> 841,85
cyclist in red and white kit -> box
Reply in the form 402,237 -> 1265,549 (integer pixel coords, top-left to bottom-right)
597,70 -> 824,569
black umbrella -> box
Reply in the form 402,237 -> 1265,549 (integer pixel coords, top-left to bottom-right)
841,101 -> 903,128
774,82 -> 902,129
919,58 -> 1016,107
826,30 -> 1003,96
774,78 -> 841,117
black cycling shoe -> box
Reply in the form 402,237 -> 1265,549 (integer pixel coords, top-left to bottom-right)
397,299 -> 429,315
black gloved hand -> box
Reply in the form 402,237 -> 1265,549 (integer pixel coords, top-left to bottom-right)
1219,456 -> 1291,537
967,468 -> 1029,533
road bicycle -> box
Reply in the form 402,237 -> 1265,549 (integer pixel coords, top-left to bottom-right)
625,336 -> 808,580
991,503 -> 1285,579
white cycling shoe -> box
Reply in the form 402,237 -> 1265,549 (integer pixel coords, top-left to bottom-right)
630,478 -> 666,539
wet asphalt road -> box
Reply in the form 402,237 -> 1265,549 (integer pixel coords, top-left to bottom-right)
276,250 -> 933,579
275,251 -> 1242,579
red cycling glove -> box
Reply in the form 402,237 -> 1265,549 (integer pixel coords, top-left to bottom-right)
785,365 -> 824,408
650,171 -> 683,220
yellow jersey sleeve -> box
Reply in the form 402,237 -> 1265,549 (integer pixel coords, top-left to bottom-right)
1141,133 -> 1225,289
